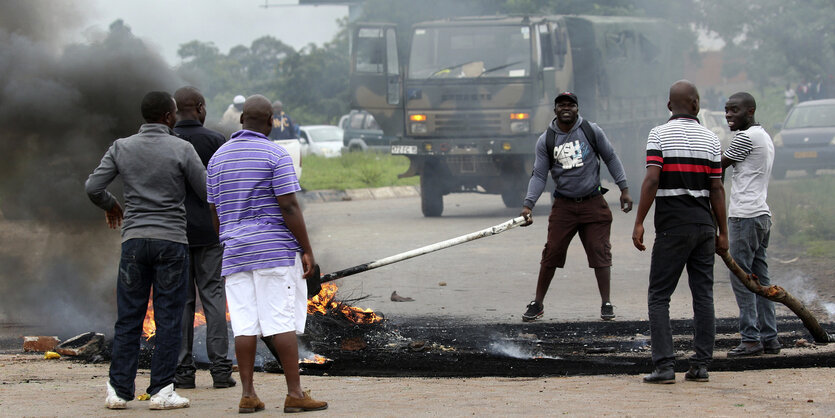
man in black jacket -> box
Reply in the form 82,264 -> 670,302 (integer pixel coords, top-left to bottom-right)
172,86 -> 235,389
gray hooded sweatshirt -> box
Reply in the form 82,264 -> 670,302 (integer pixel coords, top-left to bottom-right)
85,123 -> 207,244
523,115 -> 627,209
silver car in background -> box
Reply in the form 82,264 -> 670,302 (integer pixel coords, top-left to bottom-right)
772,99 -> 835,179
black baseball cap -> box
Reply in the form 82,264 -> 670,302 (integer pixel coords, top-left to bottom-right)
554,91 -> 578,106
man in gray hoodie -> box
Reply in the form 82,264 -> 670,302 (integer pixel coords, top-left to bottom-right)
520,92 -> 633,322
86,91 -> 206,410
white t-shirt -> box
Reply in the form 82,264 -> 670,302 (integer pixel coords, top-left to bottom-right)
724,125 -> 774,218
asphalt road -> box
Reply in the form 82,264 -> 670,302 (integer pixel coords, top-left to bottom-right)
303,190 -> 748,324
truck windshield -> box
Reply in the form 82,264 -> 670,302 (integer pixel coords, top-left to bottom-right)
408,25 -> 531,79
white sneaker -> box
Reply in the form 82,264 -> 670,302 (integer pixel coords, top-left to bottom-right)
105,381 -> 128,409
149,383 -> 190,410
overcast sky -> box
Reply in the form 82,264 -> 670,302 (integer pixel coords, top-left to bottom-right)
83,0 -> 348,65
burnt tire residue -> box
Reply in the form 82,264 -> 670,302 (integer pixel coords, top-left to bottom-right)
129,316 -> 834,377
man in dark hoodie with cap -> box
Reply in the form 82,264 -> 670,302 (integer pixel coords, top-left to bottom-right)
520,92 -> 633,322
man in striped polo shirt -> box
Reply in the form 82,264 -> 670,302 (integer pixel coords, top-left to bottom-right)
207,95 -> 327,413
721,92 -> 779,357
632,80 -> 729,384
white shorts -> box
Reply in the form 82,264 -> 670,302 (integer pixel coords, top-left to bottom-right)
224,254 -> 307,337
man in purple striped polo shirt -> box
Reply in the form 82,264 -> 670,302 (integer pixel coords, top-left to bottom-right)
207,95 -> 327,413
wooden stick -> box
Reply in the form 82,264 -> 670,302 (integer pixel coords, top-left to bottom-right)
719,251 -> 833,343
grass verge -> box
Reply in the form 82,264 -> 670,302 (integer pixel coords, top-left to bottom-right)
769,175 -> 835,258
299,153 -> 419,191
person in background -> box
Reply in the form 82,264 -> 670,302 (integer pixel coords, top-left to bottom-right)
220,94 -> 246,133
207,95 -> 328,413
721,92 -> 780,357
171,86 -> 235,390
86,91 -> 205,410
268,100 -> 297,140
632,80 -> 728,384
520,91 -> 633,323
783,83 -> 797,113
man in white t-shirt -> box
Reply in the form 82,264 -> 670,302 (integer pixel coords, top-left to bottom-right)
721,92 -> 779,357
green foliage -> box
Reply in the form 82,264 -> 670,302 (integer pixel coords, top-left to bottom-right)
805,240 -> 835,258
769,176 -> 835,257
697,0 -> 835,85
299,154 -> 419,191
175,33 -> 350,127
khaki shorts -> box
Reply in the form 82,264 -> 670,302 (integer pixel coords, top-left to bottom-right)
541,194 -> 613,269
225,254 -> 307,337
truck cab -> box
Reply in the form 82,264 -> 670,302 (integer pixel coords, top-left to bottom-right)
350,15 -> 678,216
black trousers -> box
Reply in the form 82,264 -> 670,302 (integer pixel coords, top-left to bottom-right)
648,224 -> 716,369
176,244 -> 232,380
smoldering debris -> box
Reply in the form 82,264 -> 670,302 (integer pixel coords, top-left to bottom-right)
293,317 -> 835,377
825,303 -> 835,321
778,271 -> 834,318
487,340 -> 560,360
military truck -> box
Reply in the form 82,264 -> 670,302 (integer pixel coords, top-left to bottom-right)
350,15 -> 682,216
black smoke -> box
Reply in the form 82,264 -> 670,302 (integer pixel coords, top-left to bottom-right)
0,1 -> 186,337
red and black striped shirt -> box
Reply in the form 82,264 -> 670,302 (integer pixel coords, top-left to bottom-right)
646,115 -> 722,232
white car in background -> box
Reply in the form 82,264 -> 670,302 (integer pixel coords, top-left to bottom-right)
299,125 -> 344,158
271,138 -> 302,179
698,108 -> 733,150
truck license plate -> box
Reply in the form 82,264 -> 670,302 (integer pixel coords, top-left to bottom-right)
391,145 -> 418,155
794,151 -> 817,159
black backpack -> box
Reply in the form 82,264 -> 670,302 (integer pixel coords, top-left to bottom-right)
544,119 -> 608,195
545,119 -> 599,167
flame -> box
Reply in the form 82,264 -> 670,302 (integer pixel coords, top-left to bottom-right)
307,283 -> 382,324
300,354 -> 330,364
142,299 -> 231,341
142,300 -> 156,340
142,283 -> 380,339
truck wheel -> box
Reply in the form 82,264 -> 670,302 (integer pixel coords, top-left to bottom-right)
420,174 -> 443,217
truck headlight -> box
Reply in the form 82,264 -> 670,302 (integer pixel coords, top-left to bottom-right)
510,121 -> 530,133
411,123 -> 427,134
773,132 -> 783,147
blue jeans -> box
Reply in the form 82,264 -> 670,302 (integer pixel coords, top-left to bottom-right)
109,239 -> 188,401
729,215 -> 777,343
648,224 -> 716,369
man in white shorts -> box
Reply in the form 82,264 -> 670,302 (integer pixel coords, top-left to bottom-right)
207,95 -> 327,413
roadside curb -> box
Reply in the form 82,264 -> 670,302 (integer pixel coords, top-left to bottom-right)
301,185 -> 420,203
